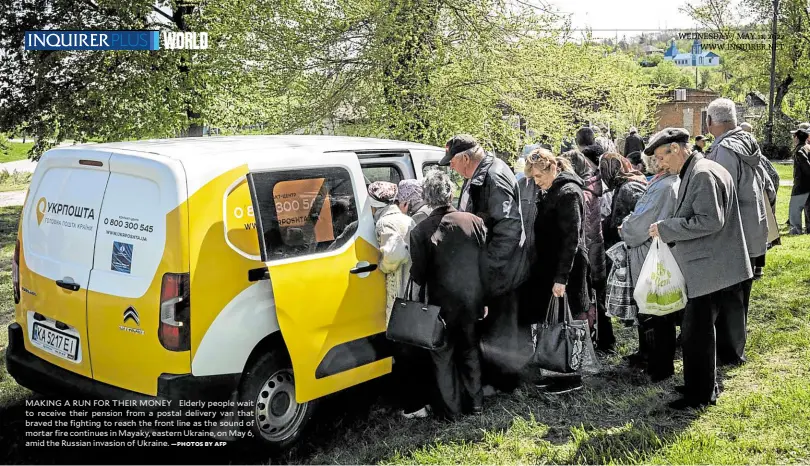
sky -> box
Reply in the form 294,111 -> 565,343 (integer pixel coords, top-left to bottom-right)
544,0 -> 702,39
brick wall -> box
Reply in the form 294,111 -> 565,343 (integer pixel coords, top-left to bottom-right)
655,89 -> 719,137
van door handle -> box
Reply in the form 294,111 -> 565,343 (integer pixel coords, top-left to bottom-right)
349,263 -> 377,274
248,267 -> 270,282
56,280 -> 80,292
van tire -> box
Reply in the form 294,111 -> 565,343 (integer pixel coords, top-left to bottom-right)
238,350 -> 315,452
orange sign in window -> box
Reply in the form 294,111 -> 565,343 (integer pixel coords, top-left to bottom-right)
273,179 -> 334,243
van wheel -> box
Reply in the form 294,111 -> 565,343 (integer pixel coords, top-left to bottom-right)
239,350 -> 315,452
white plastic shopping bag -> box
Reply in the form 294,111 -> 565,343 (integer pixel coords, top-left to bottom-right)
633,237 -> 688,316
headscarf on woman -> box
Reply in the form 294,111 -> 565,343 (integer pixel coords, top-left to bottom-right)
368,181 -> 415,322
599,153 -> 647,191
560,149 -> 596,180
396,179 -> 432,224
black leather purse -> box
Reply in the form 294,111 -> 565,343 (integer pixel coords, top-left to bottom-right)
386,279 -> 446,350
531,294 -> 589,373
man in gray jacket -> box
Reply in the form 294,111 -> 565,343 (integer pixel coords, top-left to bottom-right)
648,128 -> 752,410
704,98 -> 768,366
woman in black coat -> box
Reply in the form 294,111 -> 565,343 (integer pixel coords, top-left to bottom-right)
525,149 -> 590,394
409,169 -> 488,419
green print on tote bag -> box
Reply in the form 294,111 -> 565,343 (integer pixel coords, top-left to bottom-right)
634,238 -> 688,316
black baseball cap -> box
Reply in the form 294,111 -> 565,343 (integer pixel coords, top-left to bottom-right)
439,134 -> 479,166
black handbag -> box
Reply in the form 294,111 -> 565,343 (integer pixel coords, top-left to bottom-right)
531,294 -> 589,374
386,279 -> 446,350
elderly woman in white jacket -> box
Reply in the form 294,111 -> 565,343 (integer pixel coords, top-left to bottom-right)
368,181 -> 416,323
619,153 -> 680,382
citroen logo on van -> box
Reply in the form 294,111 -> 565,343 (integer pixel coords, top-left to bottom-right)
123,306 -> 140,326
37,197 -> 47,225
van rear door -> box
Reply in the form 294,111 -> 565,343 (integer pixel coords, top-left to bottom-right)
86,152 -> 191,396
19,150 -> 111,378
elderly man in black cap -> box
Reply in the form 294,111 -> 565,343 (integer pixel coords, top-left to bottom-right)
647,127 -> 752,410
439,134 -> 528,393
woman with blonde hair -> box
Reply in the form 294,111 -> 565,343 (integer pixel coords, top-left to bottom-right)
525,149 -> 590,394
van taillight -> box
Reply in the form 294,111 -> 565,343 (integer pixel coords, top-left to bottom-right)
158,273 -> 190,351
12,239 -> 20,304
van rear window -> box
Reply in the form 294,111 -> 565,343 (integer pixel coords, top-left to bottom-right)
249,167 -> 359,261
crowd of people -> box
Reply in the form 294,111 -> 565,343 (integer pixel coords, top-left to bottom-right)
365,97 -> 810,420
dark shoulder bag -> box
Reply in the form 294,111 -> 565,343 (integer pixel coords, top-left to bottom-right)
386,279 -> 446,350
531,294 -> 589,374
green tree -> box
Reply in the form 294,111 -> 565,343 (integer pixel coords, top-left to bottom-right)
0,0 -> 662,161
682,0 -> 810,148
645,60 -> 694,89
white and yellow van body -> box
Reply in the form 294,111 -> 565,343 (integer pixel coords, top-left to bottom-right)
7,135 -> 444,448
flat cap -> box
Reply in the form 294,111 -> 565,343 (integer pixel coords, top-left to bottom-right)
439,134 -> 479,166
643,127 -> 690,155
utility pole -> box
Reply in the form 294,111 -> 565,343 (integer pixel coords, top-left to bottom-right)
695,26 -> 699,88
766,0 -> 779,145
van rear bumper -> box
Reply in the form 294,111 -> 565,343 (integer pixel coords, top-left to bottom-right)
5,323 -> 239,402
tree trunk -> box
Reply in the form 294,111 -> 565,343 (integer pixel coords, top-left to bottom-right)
174,2 -> 202,137
381,0 -> 440,140
773,74 -> 793,116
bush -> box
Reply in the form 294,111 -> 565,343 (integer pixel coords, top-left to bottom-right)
0,169 -> 33,187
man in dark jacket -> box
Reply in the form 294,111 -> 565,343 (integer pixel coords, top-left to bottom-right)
623,127 -> 646,156
789,127 -> 810,235
409,169 -> 487,418
516,174 -> 540,326
439,134 -> 527,392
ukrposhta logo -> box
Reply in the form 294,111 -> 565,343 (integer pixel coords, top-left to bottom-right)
23,30 -> 209,51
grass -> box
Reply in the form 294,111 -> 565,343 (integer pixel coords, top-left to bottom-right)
0,207 -> 30,410
0,189 -> 809,464
773,162 -> 792,185
0,171 -> 32,193
0,142 -> 34,164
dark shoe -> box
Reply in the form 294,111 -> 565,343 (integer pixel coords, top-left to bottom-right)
667,397 -> 714,410
647,370 -> 674,383
545,378 -> 583,395
623,352 -> 647,368
471,406 -> 483,415
753,266 -> 763,280
534,377 -> 555,388
675,383 -> 724,395
719,357 -> 746,368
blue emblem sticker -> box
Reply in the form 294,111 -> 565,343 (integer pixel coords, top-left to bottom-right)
111,241 -> 133,274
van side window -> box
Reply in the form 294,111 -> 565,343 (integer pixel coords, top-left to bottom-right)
249,167 -> 359,260
422,163 -> 463,196
361,165 -> 402,186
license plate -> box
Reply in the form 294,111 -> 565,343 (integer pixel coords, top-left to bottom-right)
31,322 -> 79,361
